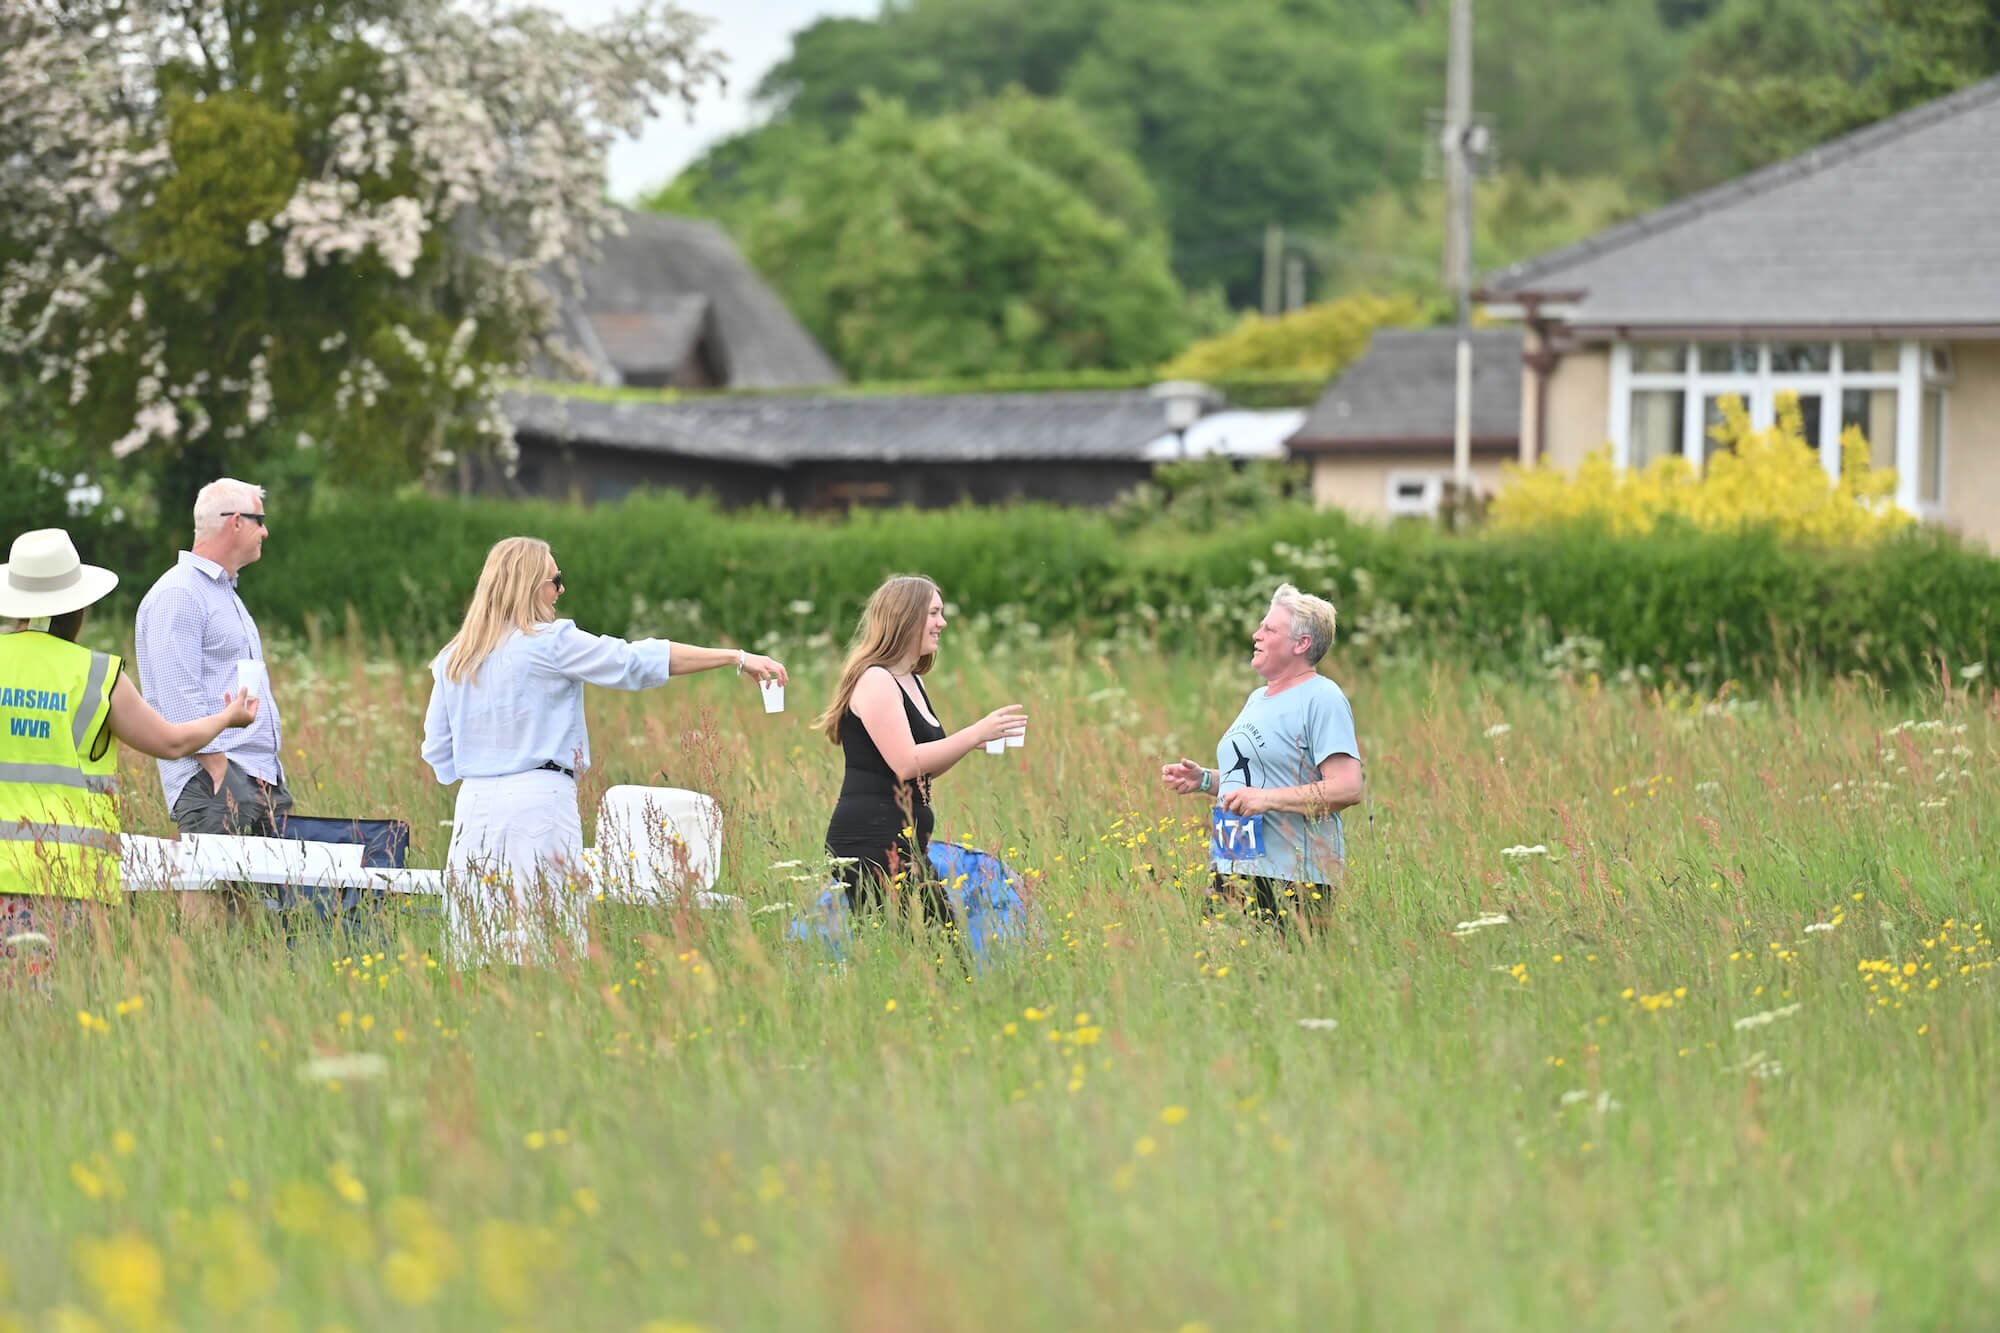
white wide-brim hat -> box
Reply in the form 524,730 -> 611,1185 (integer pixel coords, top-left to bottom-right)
0,528 -> 119,619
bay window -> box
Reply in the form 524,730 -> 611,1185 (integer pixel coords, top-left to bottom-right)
1607,339 -> 1947,514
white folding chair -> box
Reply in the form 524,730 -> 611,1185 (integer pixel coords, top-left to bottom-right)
585,785 -> 733,906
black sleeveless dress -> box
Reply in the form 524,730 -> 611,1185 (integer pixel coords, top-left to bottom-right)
825,673 -> 948,919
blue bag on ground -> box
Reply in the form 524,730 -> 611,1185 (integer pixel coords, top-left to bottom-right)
786,841 -> 1035,966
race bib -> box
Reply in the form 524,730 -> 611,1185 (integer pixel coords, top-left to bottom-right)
1210,808 -> 1265,861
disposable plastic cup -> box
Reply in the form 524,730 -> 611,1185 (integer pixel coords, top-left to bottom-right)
761,680 -> 785,713
236,659 -> 266,701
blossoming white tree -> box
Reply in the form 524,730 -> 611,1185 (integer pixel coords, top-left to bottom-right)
0,0 -> 718,494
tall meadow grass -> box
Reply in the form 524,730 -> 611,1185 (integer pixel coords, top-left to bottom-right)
5,633 -> 1996,1330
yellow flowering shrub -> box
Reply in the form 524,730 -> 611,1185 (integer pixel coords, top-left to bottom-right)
1491,395 -> 1912,546
1159,291 -> 1424,379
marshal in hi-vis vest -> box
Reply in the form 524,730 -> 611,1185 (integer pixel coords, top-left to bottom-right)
0,631 -> 121,901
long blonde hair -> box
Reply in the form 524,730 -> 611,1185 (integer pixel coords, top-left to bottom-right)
814,575 -> 940,743
442,537 -> 555,684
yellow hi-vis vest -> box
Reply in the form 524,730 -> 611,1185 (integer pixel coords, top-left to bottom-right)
0,631 -> 121,902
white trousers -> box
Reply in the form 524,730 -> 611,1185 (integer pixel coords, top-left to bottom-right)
444,770 -> 588,967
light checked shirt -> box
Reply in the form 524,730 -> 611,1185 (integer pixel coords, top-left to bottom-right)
134,551 -> 285,809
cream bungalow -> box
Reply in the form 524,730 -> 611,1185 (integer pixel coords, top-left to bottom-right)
1483,75 -> 2000,548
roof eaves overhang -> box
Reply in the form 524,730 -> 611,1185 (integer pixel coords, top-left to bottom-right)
1562,320 -> 2000,341
1286,434 -> 1519,456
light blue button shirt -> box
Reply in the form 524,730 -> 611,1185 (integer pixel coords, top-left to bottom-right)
134,550 -> 285,809
421,620 -> 673,785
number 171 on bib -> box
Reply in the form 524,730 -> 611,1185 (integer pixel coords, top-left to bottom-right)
1210,808 -> 1265,860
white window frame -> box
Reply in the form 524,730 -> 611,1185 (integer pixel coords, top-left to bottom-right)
1384,471 -> 1445,518
1609,340 -> 1939,512
1913,375 -> 1948,517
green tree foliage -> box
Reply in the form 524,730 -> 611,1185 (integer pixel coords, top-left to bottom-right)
661,0 -> 1687,311
1317,169 -> 1647,303
0,0 -> 716,505
1060,0 -> 1410,301
756,0 -> 1113,124
725,96 -> 1189,380
1660,0 -> 2000,192
1381,0 -> 1686,184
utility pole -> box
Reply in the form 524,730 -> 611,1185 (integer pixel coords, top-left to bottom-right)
1443,0 -> 1476,515
1262,222 -> 1284,317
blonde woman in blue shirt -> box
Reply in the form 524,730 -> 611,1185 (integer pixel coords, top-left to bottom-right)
422,536 -> 786,966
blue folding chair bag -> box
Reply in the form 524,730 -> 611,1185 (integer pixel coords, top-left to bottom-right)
268,815 -> 413,917
787,841 -> 1035,968
275,816 -> 411,869
928,841 -> 1034,960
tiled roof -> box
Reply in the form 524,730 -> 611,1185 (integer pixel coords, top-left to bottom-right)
1486,76 -> 2000,331
1288,328 -> 1521,451
506,388 -> 1176,467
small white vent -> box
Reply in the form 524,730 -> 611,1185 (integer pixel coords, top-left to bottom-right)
1385,472 -> 1445,518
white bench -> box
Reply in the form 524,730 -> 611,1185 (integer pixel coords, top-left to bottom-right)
118,785 -> 738,908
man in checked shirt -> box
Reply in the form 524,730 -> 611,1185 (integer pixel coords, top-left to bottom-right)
135,478 -> 294,839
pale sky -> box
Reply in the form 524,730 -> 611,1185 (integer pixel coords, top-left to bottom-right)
552,0 -> 881,203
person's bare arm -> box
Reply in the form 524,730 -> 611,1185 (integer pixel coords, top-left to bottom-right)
851,668 -> 1025,782
1219,755 -> 1364,817
107,675 -> 258,760
666,642 -> 789,683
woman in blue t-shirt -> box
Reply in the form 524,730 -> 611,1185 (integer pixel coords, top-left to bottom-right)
1159,583 -> 1363,926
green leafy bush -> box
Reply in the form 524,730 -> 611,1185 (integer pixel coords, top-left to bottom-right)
244,490 -> 1999,688
1159,292 -> 1426,380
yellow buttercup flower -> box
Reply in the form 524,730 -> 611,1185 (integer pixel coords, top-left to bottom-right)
73,1231 -> 165,1330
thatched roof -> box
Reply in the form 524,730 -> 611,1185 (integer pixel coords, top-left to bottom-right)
541,210 -> 841,389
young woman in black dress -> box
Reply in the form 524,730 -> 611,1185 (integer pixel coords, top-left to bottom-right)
814,575 -> 1026,922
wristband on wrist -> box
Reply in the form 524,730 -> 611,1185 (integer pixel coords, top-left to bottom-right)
1197,767 -> 1213,794
736,649 -> 747,673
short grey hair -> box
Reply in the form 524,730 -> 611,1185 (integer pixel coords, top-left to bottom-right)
193,478 -> 265,541
1270,583 -> 1337,665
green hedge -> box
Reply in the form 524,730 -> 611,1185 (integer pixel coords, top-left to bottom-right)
243,490 -> 2000,687
255,491 -> 1126,653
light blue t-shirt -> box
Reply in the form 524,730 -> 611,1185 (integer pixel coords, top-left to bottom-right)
1213,674 -> 1359,883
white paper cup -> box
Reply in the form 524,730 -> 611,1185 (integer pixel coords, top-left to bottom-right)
985,738 -> 1007,755
761,680 -> 785,713
235,659 -> 266,701
1005,723 -> 1026,749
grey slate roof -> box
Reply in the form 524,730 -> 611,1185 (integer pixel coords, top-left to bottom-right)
1485,75 -> 2000,332
505,388 -> 1175,467
544,210 -> 842,388
1288,328 -> 1521,451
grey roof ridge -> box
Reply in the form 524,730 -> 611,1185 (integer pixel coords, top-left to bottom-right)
1487,73 -> 2000,293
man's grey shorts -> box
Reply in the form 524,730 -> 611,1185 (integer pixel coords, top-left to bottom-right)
170,759 -> 295,837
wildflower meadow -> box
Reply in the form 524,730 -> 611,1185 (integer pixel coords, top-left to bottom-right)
5,631 -> 1996,1331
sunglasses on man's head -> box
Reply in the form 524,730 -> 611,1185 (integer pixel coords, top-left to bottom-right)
221,511 -> 268,534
